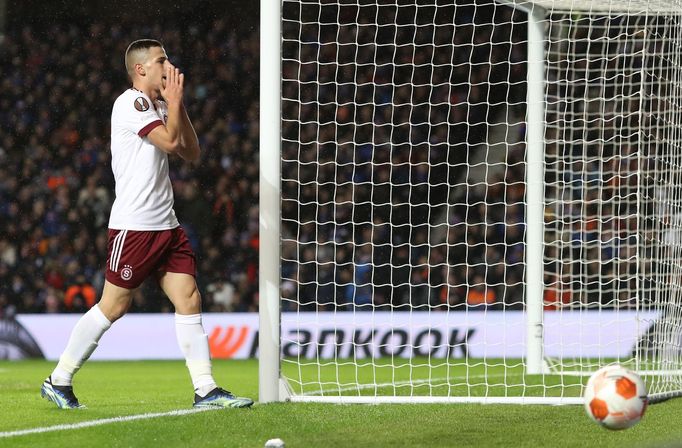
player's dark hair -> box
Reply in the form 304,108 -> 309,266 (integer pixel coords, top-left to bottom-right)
124,39 -> 163,74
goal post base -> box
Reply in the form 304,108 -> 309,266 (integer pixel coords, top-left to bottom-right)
279,377 -> 294,402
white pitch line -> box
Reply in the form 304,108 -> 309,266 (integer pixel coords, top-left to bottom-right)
0,408 -> 215,439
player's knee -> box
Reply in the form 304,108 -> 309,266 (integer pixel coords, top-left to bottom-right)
173,287 -> 202,314
113,299 -> 134,321
100,281 -> 134,322
189,288 -> 202,312
100,299 -> 131,322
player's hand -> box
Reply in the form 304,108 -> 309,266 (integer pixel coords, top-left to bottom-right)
161,64 -> 184,106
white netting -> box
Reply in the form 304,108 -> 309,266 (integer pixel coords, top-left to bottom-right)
277,0 -> 682,403
542,7 -> 682,401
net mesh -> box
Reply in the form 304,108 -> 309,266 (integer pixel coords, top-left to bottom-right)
278,0 -> 682,403
542,6 -> 682,400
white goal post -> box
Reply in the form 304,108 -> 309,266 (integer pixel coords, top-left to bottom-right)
260,0 -> 682,404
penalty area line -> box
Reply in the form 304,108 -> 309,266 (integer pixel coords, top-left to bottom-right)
0,407 -> 216,439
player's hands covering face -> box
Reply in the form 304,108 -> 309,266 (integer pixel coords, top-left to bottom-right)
161,64 -> 184,106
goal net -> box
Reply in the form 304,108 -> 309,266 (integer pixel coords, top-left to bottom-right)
262,0 -> 682,404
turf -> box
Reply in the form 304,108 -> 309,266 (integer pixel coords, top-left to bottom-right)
283,357 -> 589,399
1,360 -> 681,447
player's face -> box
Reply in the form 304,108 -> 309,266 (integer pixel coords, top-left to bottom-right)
144,46 -> 170,91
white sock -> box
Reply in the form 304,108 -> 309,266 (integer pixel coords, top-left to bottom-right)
51,304 -> 112,386
175,313 -> 217,397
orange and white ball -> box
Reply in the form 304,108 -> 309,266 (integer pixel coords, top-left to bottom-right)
584,365 -> 648,430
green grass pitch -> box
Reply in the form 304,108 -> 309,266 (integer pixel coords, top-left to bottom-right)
1,359 -> 682,447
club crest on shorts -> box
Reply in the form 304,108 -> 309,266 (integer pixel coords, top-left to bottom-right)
121,265 -> 134,281
134,97 -> 150,112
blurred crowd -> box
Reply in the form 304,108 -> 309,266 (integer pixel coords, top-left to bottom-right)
0,16 -> 260,315
279,5 -> 671,312
279,3 -> 530,311
1,3 -> 667,316
541,14 -> 675,310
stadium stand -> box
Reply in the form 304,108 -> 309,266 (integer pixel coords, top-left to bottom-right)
0,10 -> 260,315
0,2 -> 638,317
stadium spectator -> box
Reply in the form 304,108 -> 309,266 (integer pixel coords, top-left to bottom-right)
63,278 -> 97,313
466,274 -> 497,307
279,5 -> 532,312
0,16 -> 260,315
0,3 -> 646,319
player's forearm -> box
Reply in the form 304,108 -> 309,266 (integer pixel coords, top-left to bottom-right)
177,105 -> 201,162
164,101 -> 182,150
147,102 -> 183,154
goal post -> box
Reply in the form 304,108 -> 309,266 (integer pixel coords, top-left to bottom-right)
259,0 -> 283,403
259,0 -> 682,404
518,0 -> 547,376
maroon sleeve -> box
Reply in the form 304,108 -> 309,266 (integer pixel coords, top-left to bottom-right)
138,120 -> 164,137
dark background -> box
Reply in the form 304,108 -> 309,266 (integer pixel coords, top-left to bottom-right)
0,0 -> 262,315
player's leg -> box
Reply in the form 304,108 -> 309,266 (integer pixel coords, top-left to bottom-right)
159,271 -> 253,408
42,281 -> 133,409
97,279 -> 136,322
42,229 -> 150,410
158,271 -> 212,393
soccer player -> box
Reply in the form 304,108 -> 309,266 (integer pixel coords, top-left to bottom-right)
40,39 -> 253,409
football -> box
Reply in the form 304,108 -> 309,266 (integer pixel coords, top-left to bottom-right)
584,365 -> 648,430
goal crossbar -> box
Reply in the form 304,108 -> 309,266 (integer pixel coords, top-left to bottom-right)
513,0 -> 682,13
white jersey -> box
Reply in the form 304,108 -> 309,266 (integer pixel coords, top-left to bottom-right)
108,89 -> 179,231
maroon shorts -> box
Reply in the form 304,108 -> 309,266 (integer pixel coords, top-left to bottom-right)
105,227 -> 196,289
